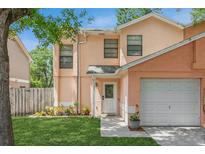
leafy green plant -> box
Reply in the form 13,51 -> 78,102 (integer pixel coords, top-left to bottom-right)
129,112 -> 140,121
82,107 -> 90,115
35,111 -> 46,116
64,105 -> 76,115
64,108 -> 73,115
45,106 -> 55,116
54,106 -> 65,116
30,48 -> 53,88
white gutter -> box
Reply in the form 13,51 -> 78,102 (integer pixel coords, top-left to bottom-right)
92,75 -> 96,117
77,32 -> 88,113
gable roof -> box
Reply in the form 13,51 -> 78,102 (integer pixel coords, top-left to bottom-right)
12,36 -> 32,62
121,31 -> 205,71
117,12 -> 185,30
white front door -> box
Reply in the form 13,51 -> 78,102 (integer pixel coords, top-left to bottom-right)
103,82 -> 117,114
140,79 -> 200,126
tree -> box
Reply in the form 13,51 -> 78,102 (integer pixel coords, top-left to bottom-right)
191,8 -> 205,24
116,8 -> 162,25
30,48 -> 53,88
0,8 -> 92,146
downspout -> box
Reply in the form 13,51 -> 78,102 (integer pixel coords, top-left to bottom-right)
77,31 -> 87,113
92,75 -> 96,117
76,35 -> 80,113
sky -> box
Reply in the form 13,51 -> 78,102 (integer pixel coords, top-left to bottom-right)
18,8 -> 193,51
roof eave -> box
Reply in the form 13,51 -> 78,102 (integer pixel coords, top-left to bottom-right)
116,12 -> 184,31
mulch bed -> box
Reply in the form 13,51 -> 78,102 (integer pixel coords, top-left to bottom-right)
128,126 -> 145,131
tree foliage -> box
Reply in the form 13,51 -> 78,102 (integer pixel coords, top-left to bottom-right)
191,8 -> 205,24
30,47 -> 53,88
116,8 -> 162,25
10,9 -> 93,46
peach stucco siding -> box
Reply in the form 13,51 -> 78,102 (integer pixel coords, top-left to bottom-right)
119,17 -> 184,65
8,38 -> 31,88
127,37 -> 205,127
184,21 -> 205,39
54,15 -> 185,113
54,14 -> 205,126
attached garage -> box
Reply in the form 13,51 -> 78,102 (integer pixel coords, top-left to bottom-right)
140,79 -> 200,126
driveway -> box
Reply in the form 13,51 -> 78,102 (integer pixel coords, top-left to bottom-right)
144,127 -> 205,146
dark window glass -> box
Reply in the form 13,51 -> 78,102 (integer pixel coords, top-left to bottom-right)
105,84 -> 114,98
60,45 -> 73,68
104,39 -> 118,58
127,35 -> 142,56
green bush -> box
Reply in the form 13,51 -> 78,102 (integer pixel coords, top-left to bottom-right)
54,106 -> 65,116
35,111 -> 46,116
64,105 -> 76,115
45,106 -> 55,116
82,107 -> 90,115
129,112 -> 140,121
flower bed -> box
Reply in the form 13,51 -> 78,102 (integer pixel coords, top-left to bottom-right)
33,105 -> 90,117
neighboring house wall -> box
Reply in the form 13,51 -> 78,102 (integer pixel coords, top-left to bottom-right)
119,17 -> 184,65
184,21 -> 205,39
8,38 -> 31,88
127,37 -> 205,127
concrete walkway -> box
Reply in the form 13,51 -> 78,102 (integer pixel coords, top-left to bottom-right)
144,127 -> 205,146
101,115 -> 149,137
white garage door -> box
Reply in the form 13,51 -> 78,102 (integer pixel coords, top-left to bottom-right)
140,79 -> 200,126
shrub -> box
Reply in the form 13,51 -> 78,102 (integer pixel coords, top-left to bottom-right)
129,112 -> 140,121
82,107 -> 90,115
35,111 -> 46,116
45,106 -> 55,116
54,106 -> 65,116
65,105 -> 76,115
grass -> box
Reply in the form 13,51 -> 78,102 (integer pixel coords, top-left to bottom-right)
12,117 -> 158,146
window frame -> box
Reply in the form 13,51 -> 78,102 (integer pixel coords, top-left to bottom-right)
127,35 -> 143,56
59,45 -> 73,69
104,39 -> 118,58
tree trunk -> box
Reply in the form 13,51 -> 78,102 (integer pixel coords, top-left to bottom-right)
0,10 -> 14,145
0,9 -> 30,146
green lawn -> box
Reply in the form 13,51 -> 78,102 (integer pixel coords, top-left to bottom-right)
12,117 -> 158,146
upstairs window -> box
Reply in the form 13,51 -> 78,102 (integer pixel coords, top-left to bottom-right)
104,39 -> 118,58
60,45 -> 73,69
127,35 -> 142,56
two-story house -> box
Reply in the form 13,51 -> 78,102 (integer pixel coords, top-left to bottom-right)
53,12 -> 205,127
8,36 -> 32,88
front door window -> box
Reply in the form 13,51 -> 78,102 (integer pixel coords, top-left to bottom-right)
103,83 -> 117,114
105,84 -> 114,98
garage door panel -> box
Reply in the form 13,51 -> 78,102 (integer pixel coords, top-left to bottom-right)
140,79 -> 200,126
141,114 -> 169,126
169,115 -> 199,126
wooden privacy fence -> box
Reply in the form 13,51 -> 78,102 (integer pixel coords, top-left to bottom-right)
10,88 -> 54,116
